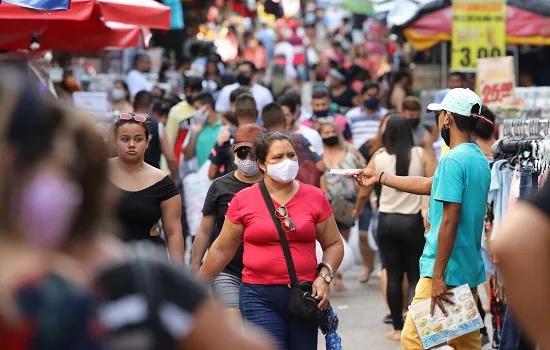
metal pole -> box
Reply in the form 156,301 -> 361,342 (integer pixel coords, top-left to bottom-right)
441,41 -> 448,89
513,45 -> 520,85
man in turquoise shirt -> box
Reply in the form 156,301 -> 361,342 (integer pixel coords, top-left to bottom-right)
183,93 -> 222,168
353,88 -> 493,349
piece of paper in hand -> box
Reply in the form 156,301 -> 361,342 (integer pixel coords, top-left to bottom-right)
329,169 -> 361,176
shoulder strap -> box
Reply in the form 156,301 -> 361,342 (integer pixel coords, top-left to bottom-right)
259,181 -> 299,286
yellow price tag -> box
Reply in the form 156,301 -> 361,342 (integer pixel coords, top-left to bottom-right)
451,1 -> 506,71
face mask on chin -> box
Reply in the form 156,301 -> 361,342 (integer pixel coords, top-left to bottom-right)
441,112 -> 451,147
265,159 -> 299,183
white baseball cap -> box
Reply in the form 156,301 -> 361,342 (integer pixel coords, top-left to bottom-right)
427,88 -> 482,115
427,88 -> 493,125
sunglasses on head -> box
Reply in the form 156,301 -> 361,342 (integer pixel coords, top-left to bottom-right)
275,205 -> 296,232
236,147 -> 252,160
118,113 -> 147,123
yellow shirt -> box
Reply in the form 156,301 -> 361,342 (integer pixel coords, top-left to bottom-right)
161,100 -> 195,172
440,144 -> 450,157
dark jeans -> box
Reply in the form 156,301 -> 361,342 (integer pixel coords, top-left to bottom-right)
378,212 -> 425,330
500,307 -> 534,350
240,283 -> 318,350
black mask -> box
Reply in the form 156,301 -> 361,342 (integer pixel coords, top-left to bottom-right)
322,135 -> 339,147
186,95 -> 194,104
364,97 -> 380,110
237,73 -> 252,86
313,109 -> 330,119
408,118 -> 421,130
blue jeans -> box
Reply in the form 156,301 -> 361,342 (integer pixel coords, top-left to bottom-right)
500,307 -> 534,349
240,284 -> 318,350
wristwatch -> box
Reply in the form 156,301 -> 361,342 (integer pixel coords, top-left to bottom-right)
318,272 -> 333,284
317,262 -> 334,278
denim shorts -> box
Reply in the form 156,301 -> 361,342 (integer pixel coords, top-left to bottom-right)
212,272 -> 241,309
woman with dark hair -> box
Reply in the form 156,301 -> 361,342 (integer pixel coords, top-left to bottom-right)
109,114 -> 185,262
359,115 -> 431,340
198,132 -> 344,350
0,68 -> 275,350
204,58 -> 222,92
111,80 -> 133,113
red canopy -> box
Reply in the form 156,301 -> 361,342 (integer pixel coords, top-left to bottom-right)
0,0 -> 172,29
403,5 -> 550,50
0,18 -> 141,51
0,0 -> 170,51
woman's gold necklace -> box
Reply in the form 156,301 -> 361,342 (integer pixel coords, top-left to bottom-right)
127,163 -> 144,174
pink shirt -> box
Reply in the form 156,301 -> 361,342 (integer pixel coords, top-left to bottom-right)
226,182 -> 332,285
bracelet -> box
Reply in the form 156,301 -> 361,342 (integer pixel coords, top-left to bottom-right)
378,172 -> 385,184
317,262 -> 334,278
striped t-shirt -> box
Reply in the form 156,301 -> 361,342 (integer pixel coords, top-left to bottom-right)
345,106 -> 387,149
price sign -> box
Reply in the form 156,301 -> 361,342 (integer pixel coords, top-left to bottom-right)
451,0 -> 506,72
476,56 -> 516,108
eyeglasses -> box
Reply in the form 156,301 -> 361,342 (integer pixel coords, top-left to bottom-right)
275,205 -> 295,232
118,113 -> 147,123
236,147 -> 252,160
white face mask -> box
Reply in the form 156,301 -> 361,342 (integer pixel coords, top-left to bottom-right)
265,159 -> 299,183
193,105 -> 209,124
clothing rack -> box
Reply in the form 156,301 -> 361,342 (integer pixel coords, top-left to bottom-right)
501,118 -> 550,139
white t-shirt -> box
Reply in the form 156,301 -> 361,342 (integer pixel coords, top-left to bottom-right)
215,83 -> 274,113
296,124 -> 324,156
125,70 -> 152,97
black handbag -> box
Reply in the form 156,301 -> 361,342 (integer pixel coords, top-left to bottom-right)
259,181 -> 329,326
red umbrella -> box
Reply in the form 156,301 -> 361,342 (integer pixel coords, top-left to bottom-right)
0,18 -> 141,51
0,0 -> 172,30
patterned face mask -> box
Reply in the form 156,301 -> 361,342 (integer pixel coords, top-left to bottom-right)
234,158 -> 260,177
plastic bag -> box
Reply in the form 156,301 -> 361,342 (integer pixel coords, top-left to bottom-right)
183,160 -> 212,237
316,235 -> 354,274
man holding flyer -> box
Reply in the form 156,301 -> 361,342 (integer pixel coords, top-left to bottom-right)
351,89 -> 492,349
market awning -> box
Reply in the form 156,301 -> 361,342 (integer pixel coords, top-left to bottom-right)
0,0 -> 171,30
0,18 -> 141,51
400,5 -> 550,51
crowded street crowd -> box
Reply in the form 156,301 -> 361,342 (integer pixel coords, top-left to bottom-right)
2,1 -> 550,350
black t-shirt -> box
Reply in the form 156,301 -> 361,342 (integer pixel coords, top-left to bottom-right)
528,180 -> 550,217
115,176 -> 179,244
207,126 -> 238,178
94,249 -> 207,350
202,171 -> 252,277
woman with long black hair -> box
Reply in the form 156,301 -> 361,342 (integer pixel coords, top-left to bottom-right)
360,115 -> 431,340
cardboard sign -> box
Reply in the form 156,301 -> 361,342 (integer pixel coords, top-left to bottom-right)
451,0 -> 506,72
476,56 -> 516,108
72,92 -> 109,118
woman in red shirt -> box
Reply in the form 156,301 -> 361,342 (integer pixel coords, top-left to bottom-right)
199,132 -> 344,350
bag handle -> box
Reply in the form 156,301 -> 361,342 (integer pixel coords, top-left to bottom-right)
259,180 -> 299,286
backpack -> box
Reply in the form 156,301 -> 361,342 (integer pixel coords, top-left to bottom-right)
292,133 -> 322,188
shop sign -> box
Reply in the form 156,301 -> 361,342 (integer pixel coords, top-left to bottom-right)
451,0 -> 506,72
476,56 -> 516,108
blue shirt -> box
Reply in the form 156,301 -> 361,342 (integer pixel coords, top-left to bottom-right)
163,0 -> 184,30
420,143 -> 490,288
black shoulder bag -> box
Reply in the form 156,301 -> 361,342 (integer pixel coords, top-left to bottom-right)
259,181 -> 328,326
